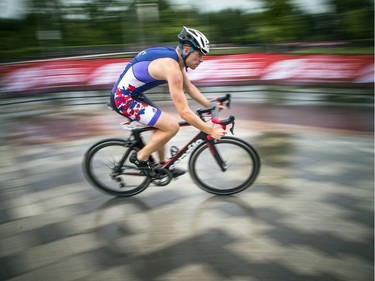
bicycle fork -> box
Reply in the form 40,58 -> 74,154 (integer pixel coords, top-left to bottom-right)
206,139 -> 228,172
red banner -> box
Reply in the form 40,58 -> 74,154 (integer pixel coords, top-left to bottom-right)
0,54 -> 373,94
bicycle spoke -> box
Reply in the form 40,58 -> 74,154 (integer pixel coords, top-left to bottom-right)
83,140 -> 150,196
189,137 -> 260,195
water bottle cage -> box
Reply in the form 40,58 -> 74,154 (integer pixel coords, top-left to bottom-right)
170,146 -> 179,157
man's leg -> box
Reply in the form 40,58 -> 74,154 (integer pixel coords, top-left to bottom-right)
157,144 -> 166,163
136,112 -> 179,162
131,112 -> 186,177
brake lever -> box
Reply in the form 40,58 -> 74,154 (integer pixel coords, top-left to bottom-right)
231,122 -> 235,134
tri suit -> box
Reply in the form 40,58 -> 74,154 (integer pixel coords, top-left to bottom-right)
110,46 -> 179,126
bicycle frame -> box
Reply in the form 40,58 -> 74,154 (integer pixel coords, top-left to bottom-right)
128,120 -> 228,173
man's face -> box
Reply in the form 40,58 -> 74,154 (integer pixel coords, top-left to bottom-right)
184,47 -> 204,69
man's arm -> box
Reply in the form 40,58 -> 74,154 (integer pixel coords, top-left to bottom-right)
148,58 -> 225,139
182,70 -> 211,108
167,64 -> 212,134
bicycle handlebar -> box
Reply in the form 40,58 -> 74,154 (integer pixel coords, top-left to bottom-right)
196,94 -> 236,140
196,94 -> 231,116
212,93 -> 231,109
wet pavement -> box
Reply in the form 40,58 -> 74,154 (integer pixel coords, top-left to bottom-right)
0,99 -> 373,281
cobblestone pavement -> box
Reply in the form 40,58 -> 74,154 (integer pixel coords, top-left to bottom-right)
0,101 -> 373,281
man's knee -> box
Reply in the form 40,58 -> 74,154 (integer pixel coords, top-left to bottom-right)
165,120 -> 179,136
155,113 -> 179,135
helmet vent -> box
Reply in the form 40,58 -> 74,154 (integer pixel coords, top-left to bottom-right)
178,26 -> 209,55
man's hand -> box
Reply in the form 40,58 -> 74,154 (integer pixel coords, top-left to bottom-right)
216,101 -> 225,111
210,126 -> 226,139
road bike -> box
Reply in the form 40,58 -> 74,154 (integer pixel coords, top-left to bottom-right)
83,94 -> 260,197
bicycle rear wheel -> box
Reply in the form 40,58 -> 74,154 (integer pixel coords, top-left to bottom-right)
83,139 -> 151,197
189,137 -> 260,195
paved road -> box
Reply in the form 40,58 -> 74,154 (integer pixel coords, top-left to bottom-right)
0,100 -> 373,281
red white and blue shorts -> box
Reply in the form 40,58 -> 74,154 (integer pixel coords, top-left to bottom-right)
111,88 -> 161,126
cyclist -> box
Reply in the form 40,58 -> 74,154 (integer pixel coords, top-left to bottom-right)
110,26 -> 226,177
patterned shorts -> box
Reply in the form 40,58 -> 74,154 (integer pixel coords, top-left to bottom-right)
112,88 -> 161,126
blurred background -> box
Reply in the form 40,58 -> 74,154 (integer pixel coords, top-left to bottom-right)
0,0 -> 374,104
0,0 -> 373,61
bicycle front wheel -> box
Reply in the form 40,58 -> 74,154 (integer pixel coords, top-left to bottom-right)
83,139 -> 151,197
189,137 -> 260,195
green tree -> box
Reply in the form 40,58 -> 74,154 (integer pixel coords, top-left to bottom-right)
1,0 -> 373,62
203,9 -> 249,44
252,0 -> 308,43
328,0 -> 374,41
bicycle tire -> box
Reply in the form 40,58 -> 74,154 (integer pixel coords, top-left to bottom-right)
83,139 -> 151,197
189,137 -> 260,195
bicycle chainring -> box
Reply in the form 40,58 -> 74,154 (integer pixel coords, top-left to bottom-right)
152,167 -> 173,186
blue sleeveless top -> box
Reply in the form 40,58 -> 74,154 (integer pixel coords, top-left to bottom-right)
111,46 -> 179,96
